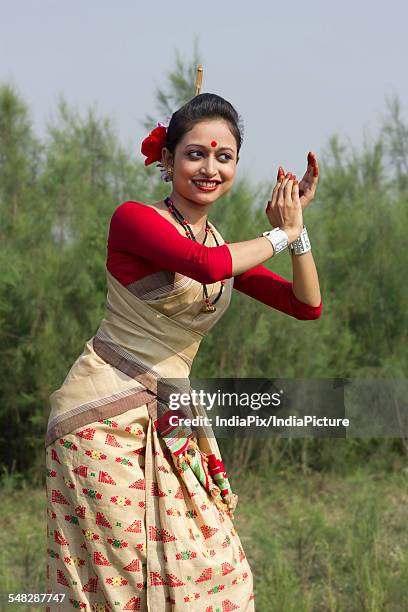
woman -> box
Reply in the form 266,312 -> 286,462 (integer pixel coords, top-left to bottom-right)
45,93 -> 322,611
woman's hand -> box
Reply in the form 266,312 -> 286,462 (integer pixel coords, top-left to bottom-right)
278,152 -> 319,211
265,171 -> 304,243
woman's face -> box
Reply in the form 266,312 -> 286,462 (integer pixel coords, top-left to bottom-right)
165,119 -> 239,204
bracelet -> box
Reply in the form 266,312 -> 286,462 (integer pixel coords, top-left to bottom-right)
261,227 -> 289,255
289,225 -> 311,256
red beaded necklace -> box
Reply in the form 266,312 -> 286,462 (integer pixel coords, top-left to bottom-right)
164,196 -> 225,312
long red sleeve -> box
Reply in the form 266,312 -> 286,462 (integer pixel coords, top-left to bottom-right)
107,201 -> 233,284
107,201 -> 322,321
233,263 -> 323,320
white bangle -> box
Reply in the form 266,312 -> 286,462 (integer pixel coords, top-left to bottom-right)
289,225 -> 311,255
261,227 -> 289,255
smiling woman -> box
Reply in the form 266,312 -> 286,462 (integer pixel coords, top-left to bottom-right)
187,142 -> 235,191
45,92 -> 322,611
162,116 -> 240,206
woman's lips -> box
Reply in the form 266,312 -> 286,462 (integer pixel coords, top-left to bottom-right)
192,181 -> 220,192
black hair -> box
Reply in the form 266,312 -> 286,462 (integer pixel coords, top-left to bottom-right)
165,93 -> 244,158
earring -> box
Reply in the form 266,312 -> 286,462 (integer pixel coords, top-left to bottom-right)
166,166 -> 173,178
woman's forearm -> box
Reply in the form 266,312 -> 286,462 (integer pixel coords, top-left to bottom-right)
228,237 -> 322,308
227,228 -> 300,276
290,250 -> 321,307
227,237 -> 273,276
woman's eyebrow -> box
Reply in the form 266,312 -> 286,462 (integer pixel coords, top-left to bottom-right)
185,143 -> 235,153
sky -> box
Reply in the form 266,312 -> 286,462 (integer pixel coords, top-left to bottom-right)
1,0 -> 407,187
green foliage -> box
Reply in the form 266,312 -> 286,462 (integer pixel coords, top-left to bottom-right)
1,52 -> 408,609
0,85 -> 150,479
0,61 -> 407,482
234,468 -> 408,611
0,471 -> 46,601
141,35 -> 202,130
4,467 -> 407,610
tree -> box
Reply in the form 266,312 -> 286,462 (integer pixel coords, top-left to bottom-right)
141,35 -> 202,130
0,47 -> 406,481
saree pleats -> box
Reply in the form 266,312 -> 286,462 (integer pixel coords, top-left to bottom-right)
45,222 -> 255,610
46,402 -> 254,610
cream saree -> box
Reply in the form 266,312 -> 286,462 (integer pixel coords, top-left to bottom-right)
45,221 -> 255,611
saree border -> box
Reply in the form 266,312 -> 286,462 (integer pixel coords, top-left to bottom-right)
45,386 -> 155,448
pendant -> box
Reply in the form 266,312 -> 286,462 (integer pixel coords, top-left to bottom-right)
202,301 -> 216,312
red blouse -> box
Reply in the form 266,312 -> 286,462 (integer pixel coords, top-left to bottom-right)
107,201 -> 322,320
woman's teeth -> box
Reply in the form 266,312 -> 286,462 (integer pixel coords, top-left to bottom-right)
193,180 -> 220,190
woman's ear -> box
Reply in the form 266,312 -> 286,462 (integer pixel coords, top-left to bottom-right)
161,147 -> 173,168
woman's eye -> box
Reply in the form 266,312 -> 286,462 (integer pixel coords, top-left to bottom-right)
188,151 -> 232,161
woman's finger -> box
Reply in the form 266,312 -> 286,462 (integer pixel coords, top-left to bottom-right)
266,176 -> 283,212
276,181 -> 286,208
278,174 -> 292,200
266,184 -> 278,212
292,178 -> 301,205
283,175 -> 295,205
270,167 -> 285,201
272,174 -> 287,206
308,151 -> 319,177
271,179 -> 282,203
277,166 -> 285,181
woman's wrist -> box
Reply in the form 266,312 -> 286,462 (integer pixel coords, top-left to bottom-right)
261,228 -> 289,256
260,223 -> 306,258
279,225 -> 303,245
289,225 -> 312,255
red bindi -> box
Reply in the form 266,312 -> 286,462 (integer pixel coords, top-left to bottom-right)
210,140 -> 217,148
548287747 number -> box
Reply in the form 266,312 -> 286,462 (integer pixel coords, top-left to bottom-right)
7,593 -> 66,605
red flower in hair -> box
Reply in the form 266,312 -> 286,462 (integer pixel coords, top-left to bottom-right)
141,124 -> 167,166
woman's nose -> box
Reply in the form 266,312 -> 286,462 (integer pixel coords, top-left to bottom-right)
201,156 -> 216,176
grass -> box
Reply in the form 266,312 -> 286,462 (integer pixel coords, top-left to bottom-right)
0,465 -> 408,611
233,466 -> 408,611
0,472 -> 47,611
